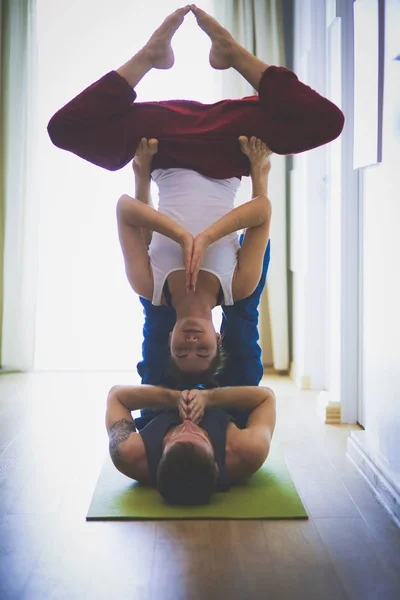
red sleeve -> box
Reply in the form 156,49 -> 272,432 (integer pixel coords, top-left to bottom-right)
47,71 -> 140,171
258,66 -> 345,155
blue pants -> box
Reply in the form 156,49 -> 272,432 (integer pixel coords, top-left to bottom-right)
136,240 -> 271,428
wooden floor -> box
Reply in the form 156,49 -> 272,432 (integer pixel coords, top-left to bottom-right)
1,372 -> 400,600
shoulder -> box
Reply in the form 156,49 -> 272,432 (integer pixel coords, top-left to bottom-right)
108,419 -> 150,484
225,421 -> 271,482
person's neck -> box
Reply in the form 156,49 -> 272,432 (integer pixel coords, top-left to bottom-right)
168,271 -> 220,317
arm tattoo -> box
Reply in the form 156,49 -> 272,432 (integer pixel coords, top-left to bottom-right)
109,419 -> 137,466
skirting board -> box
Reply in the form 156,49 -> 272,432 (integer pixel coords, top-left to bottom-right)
289,362 -> 312,390
317,391 -> 342,424
347,432 -> 400,528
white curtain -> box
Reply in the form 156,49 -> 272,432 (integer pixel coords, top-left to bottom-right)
1,0 -> 39,370
213,0 -> 290,371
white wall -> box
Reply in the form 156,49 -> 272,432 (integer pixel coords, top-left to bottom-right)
291,0 -> 328,390
354,0 -> 400,488
292,0 -> 359,429
292,0 -> 400,516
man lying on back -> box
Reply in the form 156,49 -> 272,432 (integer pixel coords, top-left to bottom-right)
106,383 -> 276,505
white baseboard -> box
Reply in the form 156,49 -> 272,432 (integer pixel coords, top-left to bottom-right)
290,362 -> 312,390
347,431 -> 400,528
316,391 -> 341,424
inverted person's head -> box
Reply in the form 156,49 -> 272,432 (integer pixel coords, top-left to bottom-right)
157,420 -> 218,505
169,317 -> 223,384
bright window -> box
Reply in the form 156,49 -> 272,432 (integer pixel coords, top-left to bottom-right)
34,0 -> 217,370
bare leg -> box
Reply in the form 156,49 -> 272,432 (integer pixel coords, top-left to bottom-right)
190,5 -> 269,91
239,136 -> 272,197
117,6 -> 191,87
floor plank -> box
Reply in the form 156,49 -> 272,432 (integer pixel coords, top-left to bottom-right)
263,520 -> 348,600
151,535 -> 216,600
314,517 -> 400,600
341,474 -> 400,577
0,513 -> 58,600
209,520 -> 280,600
22,519 -> 156,600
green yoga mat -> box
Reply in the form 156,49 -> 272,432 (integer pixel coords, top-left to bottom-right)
86,443 -> 307,520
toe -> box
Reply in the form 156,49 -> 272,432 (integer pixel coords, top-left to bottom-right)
135,138 -> 145,154
179,6 -> 191,16
262,142 -> 271,156
238,136 -> 249,153
148,138 -> 159,154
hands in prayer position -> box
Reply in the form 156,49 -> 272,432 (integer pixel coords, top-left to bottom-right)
179,388 -> 209,423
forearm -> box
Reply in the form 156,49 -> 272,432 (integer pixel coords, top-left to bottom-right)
202,196 -> 269,245
108,385 -> 179,414
118,195 -> 187,244
134,165 -> 153,207
133,165 -> 154,246
206,386 -> 273,412
250,167 -> 269,198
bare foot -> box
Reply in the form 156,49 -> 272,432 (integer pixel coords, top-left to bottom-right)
239,136 -> 272,189
190,4 -> 237,69
133,138 -> 159,171
144,6 -> 191,69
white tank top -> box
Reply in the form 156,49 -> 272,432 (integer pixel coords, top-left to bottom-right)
148,168 -> 241,306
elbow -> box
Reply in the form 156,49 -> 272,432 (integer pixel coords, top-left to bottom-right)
264,197 -> 272,222
116,194 -> 135,220
254,196 -> 272,225
107,385 -> 121,406
116,195 -> 126,216
116,196 -> 124,221
260,386 -> 276,408
257,441 -> 272,470
245,441 -> 272,475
